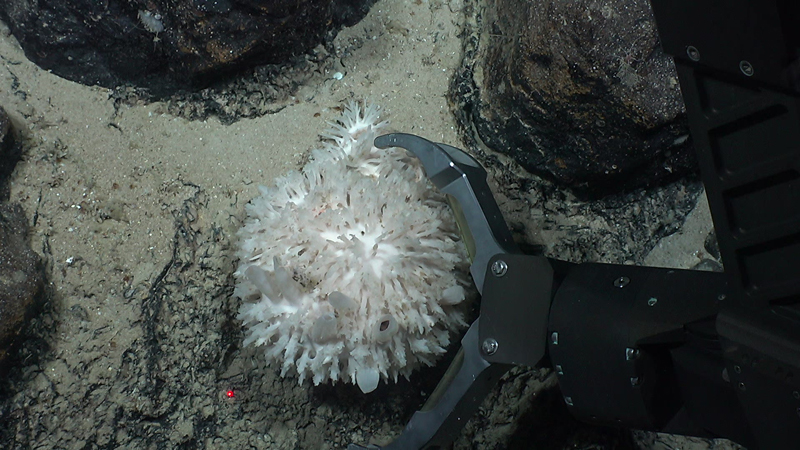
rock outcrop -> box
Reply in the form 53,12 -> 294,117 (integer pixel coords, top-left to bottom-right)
0,0 -> 375,95
452,0 -> 696,198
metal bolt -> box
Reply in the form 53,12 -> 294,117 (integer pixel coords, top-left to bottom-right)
630,377 -> 641,387
740,60 -> 754,77
556,364 -> 564,375
626,348 -> 640,361
564,396 -> 574,406
734,365 -> 742,374
686,46 -> 700,61
647,297 -> 658,307
481,338 -> 498,355
491,260 -> 508,277
613,276 -> 630,288
739,382 -> 747,391
718,294 -> 727,301
551,332 -> 559,345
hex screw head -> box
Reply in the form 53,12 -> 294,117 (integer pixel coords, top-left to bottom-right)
647,297 -> 658,307
740,60 -> 754,76
614,276 -> 630,288
481,338 -> 499,355
687,45 -> 701,61
556,364 -> 564,375
550,332 -> 559,345
491,260 -> 508,277
564,396 -> 574,406
626,348 -> 640,360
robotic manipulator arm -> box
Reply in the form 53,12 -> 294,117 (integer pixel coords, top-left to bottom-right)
350,1 -> 800,449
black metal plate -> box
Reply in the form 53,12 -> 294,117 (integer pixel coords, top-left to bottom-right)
479,254 -> 553,368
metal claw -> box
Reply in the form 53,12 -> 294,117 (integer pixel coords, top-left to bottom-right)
347,134 -> 532,450
348,320 -> 510,450
374,133 -> 519,293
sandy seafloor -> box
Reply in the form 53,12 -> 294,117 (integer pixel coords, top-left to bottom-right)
0,0 -> 744,449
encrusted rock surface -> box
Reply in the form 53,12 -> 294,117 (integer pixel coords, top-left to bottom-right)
452,0 -> 697,198
0,0 -> 375,95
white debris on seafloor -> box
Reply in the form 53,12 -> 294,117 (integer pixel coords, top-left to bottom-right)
138,10 -> 164,34
234,101 -> 470,393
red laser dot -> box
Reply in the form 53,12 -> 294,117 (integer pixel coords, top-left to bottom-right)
226,390 -> 235,398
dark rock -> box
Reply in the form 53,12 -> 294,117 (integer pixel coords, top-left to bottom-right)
0,0 -> 375,95
0,105 -> 17,201
704,230 -> 721,260
452,0 -> 697,198
0,203 -> 45,371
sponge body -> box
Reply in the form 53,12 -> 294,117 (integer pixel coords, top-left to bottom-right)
234,102 -> 469,393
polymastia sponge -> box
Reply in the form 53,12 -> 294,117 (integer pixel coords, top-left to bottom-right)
234,101 -> 471,393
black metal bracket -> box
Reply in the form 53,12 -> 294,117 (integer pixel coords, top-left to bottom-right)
479,253 -> 553,368
548,263 -> 728,431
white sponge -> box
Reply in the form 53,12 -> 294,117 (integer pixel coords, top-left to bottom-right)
234,101 -> 470,393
